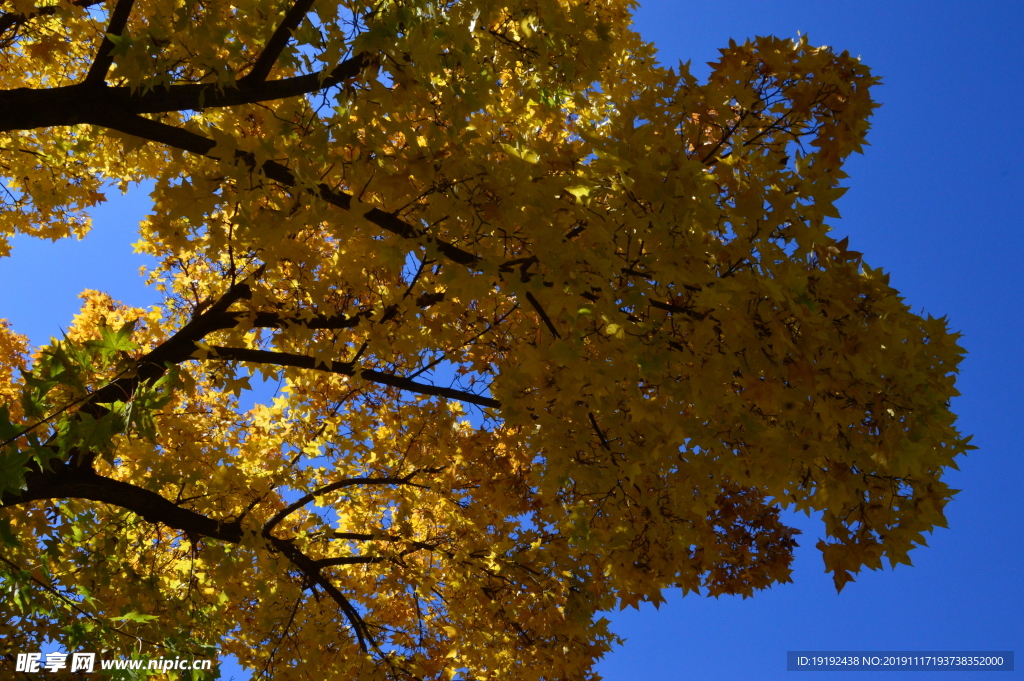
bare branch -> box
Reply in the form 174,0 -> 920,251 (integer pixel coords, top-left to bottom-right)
265,535 -> 374,651
82,281 -> 255,413
1,52 -> 372,132
240,0 -> 318,84
71,107 -> 483,268
587,412 -> 611,451
524,291 -> 561,339
1,462 -> 244,544
203,345 -> 502,408
263,475 -> 423,534
83,0 -> 136,86
314,555 -> 385,567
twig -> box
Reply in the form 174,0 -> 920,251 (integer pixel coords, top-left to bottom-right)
262,474 -> 424,534
203,345 -> 502,408
524,291 -> 561,339
587,412 -> 611,451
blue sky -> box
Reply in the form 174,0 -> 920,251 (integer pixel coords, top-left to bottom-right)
0,1 -> 1020,679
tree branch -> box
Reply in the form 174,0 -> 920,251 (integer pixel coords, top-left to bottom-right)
314,555 -> 385,567
240,0 -> 318,84
699,111 -> 749,165
587,412 -> 611,451
0,60 -> 716,344
0,12 -> 744,346
263,475 -> 423,534
81,281 -> 255,414
524,291 -> 561,339
0,550 -> 166,648
0,53 -> 371,130
1,462 -> 244,543
209,308 -> 373,331
82,0 -> 136,86
0,461 -> 375,652
130,52 -> 371,112
70,106 -> 484,269
647,298 -> 713,321
0,0 -> 104,35
42,287 -> 374,450
313,538 -> 440,568
203,345 -> 502,408
265,534 -> 374,651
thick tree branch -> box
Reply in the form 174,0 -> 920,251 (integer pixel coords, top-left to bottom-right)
38,278 -> 461,467
72,106 -> 484,268
81,281 -> 255,414
0,462 -> 374,652
327,531 -> 379,541
208,308 -> 372,332
83,0 -> 136,86
1,462 -> 244,543
204,345 -> 502,408
41,281 -> 255,471
240,0 -> 318,84
0,53 -> 372,130
265,534 -> 374,651
250,310 -> 363,329
56,293 -> 372,449
129,53 -> 371,112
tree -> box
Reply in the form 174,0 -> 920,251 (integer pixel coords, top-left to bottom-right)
0,0 -> 970,677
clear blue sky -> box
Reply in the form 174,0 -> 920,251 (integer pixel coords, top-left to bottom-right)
0,1 -> 1020,679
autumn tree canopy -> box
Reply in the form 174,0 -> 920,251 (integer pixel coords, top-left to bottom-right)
0,0 -> 970,677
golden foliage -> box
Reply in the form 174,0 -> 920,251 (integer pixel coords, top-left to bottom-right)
0,1 -> 970,678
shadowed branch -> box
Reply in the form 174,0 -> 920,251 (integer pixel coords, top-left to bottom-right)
203,345 -> 502,408
241,0 -> 319,84
83,0 -> 137,85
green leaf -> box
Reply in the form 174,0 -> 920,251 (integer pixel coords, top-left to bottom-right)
112,611 -> 159,623
0,516 -> 22,547
0,404 -> 20,442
